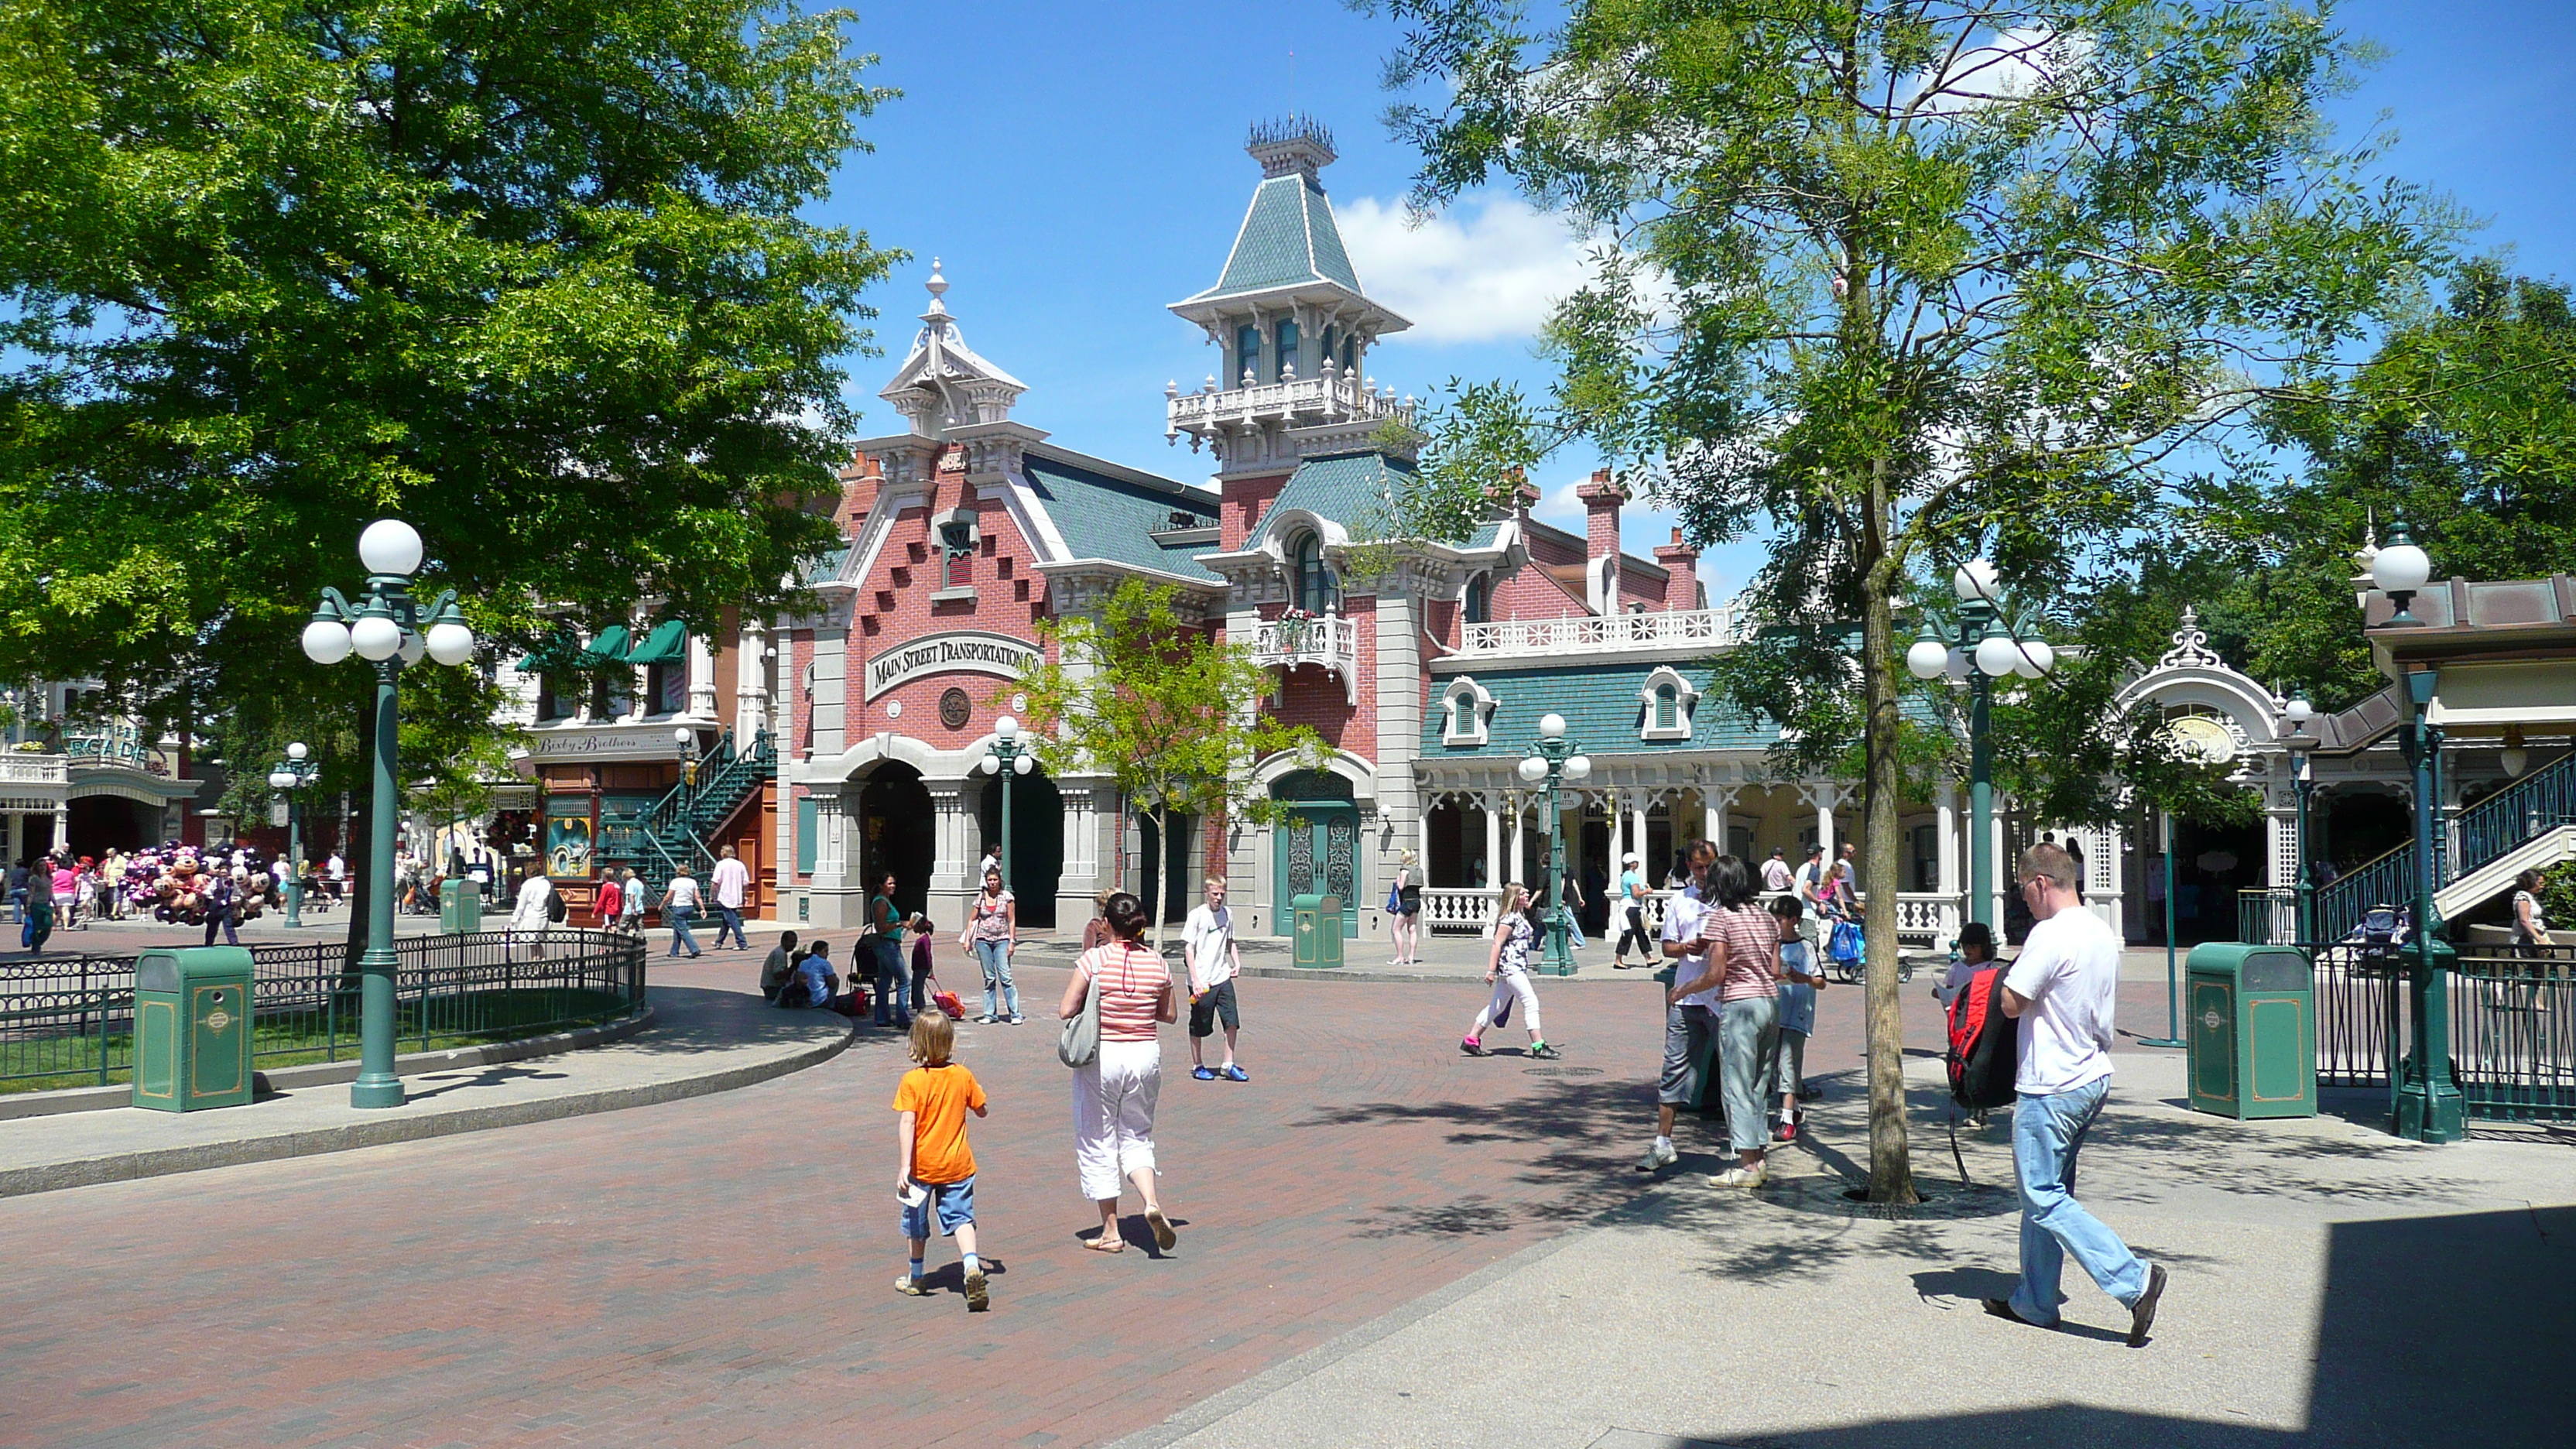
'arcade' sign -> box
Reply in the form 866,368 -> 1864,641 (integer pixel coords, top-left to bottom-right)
864,631 -> 1040,700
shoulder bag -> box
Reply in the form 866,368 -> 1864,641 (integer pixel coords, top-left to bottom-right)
1058,949 -> 1107,1068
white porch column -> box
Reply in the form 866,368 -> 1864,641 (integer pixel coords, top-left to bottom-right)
1937,783 -> 1961,902
1482,790 -> 1503,892
687,633 -> 720,719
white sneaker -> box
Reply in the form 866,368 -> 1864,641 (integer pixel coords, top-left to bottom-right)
1716,1165 -> 1769,1189
1636,1139 -> 1678,1173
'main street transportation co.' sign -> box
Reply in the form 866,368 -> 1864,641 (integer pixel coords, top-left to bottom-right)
865,631 -> 1040,700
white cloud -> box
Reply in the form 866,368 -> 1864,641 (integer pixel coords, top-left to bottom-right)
1338,194 -> 1598,344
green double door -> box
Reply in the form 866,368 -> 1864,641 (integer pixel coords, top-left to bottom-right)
1274,803 -> 1359,938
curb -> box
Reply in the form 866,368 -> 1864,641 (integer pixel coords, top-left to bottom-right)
0,1006 -> 663,1122
0,1017 -> 855,1200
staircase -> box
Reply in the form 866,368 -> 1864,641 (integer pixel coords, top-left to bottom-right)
2312,750 -> 2576,940
598,729 -> 776,906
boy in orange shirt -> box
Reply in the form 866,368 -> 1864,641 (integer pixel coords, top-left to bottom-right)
893,1012 -> 991,1310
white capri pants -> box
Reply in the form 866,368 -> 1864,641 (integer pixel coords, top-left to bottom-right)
1072,1038 -> 1163,1201
1473,968 -> 1543,1036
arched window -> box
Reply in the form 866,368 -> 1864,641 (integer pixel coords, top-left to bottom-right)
1274,319 -> 1300,380
1292,533 -> 1334,614
1235,323 -> 1259,384
1655,683 -> 1679,730
1463,574 -> 1490,625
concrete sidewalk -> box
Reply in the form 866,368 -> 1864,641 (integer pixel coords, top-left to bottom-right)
0,978 -> 855,1198
1112,1052 -> 2576,1449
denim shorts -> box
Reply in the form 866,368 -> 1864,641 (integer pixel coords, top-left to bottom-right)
900,1174 -> 976,1238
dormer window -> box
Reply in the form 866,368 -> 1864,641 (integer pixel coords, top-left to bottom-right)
1440,677 -> 1495,747
1638,666 -> 1700,742
1292,532 -> 1335,615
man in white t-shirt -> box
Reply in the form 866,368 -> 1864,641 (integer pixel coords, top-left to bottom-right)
1984,841 -> 2167,1348
1183,876 -> 1246,1081
708,845 -> 752,951
1639,838 -> 1719,1173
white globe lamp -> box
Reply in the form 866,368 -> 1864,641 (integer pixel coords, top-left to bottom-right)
301,619 -> 354,665
357,519 -> 425,577
349,614 -> 404,663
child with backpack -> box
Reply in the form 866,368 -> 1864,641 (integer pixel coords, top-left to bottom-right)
893,1012 -> 991,1312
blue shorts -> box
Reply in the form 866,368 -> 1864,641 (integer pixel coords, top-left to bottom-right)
900,1175 -> 976,1239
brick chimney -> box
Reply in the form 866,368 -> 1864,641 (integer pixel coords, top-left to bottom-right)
1576,468 -> 1627,614
1653,527 -> 1704,611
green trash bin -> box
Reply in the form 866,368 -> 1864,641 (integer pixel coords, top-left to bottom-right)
1291,893 -> 1345,969
440,875 -> 483,934
132,946 -> 255,1112
2186,942 -> 2317,1119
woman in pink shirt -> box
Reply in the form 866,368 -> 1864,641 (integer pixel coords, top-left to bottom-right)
1060,891 -> 1179,1253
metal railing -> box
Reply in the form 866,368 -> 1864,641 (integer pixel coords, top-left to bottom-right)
1457,604 -> 1756,659
0,930 -> 646,1092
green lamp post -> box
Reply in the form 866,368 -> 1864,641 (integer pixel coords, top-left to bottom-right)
265,743 -> 318,929
2373,521 -> 2464,1142
978,714 -> 1032,886
1515,712 -> 1591,977
1906,558 -> 2054,932
299,519 -> 476,1110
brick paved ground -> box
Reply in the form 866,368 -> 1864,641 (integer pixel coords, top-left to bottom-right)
0,940 -> 2185,1448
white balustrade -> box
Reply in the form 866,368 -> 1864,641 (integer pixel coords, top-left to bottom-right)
1457,605 -> 1755,659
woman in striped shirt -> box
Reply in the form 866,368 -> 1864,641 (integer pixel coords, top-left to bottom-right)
1060,891 -> 1180,1253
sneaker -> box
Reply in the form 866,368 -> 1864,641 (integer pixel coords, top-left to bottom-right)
1460,1036 -> 1485,1057
1529,1041 -> 1561,1060
1221,1064 -> 1249,1082
964,1269 -> 990,1313
894,1276 -> 929,1297
1637,1139 -> 1678,1173
1717,1165 -> 1769,1189
1193,1064 -> 1218,1081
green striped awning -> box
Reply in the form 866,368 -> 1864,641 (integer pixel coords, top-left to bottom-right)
624,620 -> 687,665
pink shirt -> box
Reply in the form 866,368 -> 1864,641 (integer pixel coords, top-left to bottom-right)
1076,941 -> 1169,1043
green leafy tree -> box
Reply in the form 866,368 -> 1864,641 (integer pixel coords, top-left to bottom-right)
1012,581 -> 1324,952
1368,0 -> 2443,1201
0,0 -> 896,752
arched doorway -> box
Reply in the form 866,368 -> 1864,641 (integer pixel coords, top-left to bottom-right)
975,769 -> 1062,930
1270,769 -> 1356,937
857,763 -> 933,920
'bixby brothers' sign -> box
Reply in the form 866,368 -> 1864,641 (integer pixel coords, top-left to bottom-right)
865,631 -> 1040,700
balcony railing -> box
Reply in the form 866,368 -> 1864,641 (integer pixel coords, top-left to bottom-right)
1166,372 -> 1416,440
1457,605 -> 1755,659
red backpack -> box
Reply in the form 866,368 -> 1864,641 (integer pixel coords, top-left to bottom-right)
1946,965 -> 2019,1109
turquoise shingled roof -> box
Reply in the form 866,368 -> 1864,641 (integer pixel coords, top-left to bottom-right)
1424,663 -> 1778,755
1022,451 -> 1219,582
1194,175 -> 1363,300
1251,450 -> 1415,544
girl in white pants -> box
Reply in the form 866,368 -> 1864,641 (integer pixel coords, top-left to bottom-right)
1062,892 -> 1180,1253
1463,884 -> 1557,1059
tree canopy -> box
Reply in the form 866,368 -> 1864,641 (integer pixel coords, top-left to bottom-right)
0,0 -> 896,765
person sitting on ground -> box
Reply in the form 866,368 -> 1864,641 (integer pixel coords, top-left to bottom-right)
759,930 -> 802,999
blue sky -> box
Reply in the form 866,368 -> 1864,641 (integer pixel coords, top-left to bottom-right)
814,1 -> 2576,597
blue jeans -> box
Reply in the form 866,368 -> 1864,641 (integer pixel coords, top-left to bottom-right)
2009,1076 -> 2148,1324
974,938 -> 1019,1019
711,904 -> 746,950
873,938 -> 909,1026
666,905 -> 701,956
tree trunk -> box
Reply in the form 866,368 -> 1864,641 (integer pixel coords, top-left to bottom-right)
1861,455 -> 1920,1205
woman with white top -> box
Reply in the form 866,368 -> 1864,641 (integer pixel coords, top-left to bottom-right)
959,864 -> 1021,1023
1060,892 -> 1179,1254
1462,883 -> 1557,1059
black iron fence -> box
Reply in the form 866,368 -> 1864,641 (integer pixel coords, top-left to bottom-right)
0,930 -> 646,1093
2312,941 -> 2575,1123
